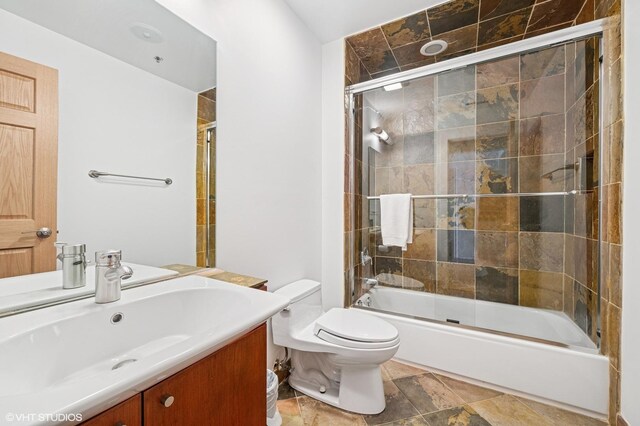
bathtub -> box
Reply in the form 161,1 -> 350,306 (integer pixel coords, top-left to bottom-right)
354,286 -> 609,417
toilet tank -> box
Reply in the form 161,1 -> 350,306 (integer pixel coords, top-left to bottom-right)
272,280 -> 322,346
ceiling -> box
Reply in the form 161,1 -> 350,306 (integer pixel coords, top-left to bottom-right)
282,0 -> 451,43
0,0 -> 217,92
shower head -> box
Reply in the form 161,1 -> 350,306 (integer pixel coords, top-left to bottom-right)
371,127 -> 393,145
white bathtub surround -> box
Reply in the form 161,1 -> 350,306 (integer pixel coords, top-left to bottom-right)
358,287 -> 596,350
380,194 -> 413,250
356,287 -> 609,416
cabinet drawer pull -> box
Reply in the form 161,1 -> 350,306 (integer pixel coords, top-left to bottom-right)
115,422 -> 126,426
161,394 -> 175,408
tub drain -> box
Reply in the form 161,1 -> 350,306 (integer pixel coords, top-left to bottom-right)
112,359 -> 137,370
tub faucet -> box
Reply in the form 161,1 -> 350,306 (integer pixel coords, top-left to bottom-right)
361,249 -> 372,265
95,250 -> 133,304
364,278 -> 378,289
360,249 -> 378,289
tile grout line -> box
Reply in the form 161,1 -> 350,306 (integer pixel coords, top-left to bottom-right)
294,393 -> 303,425
391,368 -> 502,424
431,371 -> 471,406
379,25 -> 401,74
574,0 -> 590,26
475,0 -> 481,53
386,369 -> 434,419
509,395 -> 557,424
431,370 -> 507,408
524,1 -> 538,36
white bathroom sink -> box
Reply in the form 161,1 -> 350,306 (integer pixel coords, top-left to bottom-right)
0,275 -> 289,424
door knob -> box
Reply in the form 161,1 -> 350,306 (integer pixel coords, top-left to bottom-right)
161,394 -> 174,407
22,227 -> 53,238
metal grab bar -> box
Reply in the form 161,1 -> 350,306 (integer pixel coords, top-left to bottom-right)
88,170 -> 173,185
367,190 -> 588,200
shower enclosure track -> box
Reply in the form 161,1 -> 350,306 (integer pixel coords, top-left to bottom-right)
366,190 -> 588,200
347,19 -> 608,95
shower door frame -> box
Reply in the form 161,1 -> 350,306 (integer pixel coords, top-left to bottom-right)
345,18 -> 610,350
205,121 -> 217,268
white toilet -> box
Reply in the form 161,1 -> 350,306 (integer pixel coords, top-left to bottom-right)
272,279 -> 400,414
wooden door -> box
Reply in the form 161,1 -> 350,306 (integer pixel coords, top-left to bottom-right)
0,50 -> 58,278
143,324 -> 267,425
81,394 -> 142,426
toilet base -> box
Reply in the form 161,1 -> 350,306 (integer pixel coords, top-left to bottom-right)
289,352 -> 386,415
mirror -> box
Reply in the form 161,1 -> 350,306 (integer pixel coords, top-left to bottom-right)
0,0 -> 216,313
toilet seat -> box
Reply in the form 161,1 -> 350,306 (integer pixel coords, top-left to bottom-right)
313,308 -> 399,349
316,329 -> 400,349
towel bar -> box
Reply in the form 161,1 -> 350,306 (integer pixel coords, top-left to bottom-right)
88,170 -> 173,185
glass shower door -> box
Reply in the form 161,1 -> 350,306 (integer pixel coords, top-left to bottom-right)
350,36 -> 602,350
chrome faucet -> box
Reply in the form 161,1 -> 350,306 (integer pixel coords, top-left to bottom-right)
56,243 -> 88,289
360,249 -> 378,289
95,250 -> 133,304
361,248 -> 373,265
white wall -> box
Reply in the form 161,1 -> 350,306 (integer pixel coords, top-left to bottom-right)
153,0 -> 323,367
155,0 -> 322,291
621,1 -> 639,423
321,39 -> 346,310
0,9 -> 197,267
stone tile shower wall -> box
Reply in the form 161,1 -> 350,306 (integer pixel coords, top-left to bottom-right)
363,44 -> 602,322
344,0 -> 611,309
345,0 -> 597,83
597,2 -> 623,423
196,88 -> 216,267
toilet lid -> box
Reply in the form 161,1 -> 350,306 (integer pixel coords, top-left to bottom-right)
314,308 -> 399,344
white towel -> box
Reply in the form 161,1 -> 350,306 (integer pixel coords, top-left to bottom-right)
380,194 -> 413,251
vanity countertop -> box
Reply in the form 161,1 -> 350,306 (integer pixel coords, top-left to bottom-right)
162,264 -> 268,289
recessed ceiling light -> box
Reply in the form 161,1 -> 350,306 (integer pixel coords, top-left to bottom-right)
130,23 -> 164,44
383,83 -> 403,92
420,40 -> 448,57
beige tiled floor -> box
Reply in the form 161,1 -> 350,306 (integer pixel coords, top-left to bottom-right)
276,360 -> 607,426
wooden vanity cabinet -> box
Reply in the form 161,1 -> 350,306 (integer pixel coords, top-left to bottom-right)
81,324 -> 266,426
81,395 -> 141,426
